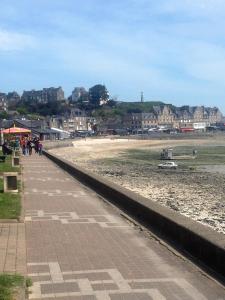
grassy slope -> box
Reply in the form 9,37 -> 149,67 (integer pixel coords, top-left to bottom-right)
92,101 -> 167,119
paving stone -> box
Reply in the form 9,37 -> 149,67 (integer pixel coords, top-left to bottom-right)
91,283 -> 119,291
41,282 -> 80,294
27,264 -> 50,273
63,272 -> 111,281
110,293 -> 152,300
22,155 -> 225,300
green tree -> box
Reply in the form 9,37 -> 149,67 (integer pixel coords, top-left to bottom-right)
0,111 -> 9,119
17,107 -> 28,115
89,84 -> 109,107
107,99 -> 117,107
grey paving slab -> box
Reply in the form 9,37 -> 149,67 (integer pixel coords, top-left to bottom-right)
22,155 -> 225,300
0,223 -> 26,274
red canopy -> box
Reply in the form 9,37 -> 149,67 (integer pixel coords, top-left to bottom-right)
1,127 -> 31,134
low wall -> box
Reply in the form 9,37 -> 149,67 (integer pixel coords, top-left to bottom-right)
43,140 -> 73,150
44,150 -> 225,280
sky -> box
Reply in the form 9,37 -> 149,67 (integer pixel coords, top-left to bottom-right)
1,0 -> 225,113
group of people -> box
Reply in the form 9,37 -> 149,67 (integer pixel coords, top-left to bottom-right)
2,136 -> 43,156
20,137 -> 43,156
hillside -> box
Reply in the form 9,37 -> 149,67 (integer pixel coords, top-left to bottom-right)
92,101 -> 168,119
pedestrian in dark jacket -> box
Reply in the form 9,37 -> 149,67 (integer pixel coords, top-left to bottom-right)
27,140 -> 33,155
38,142 -> 43,156
34,139 -> 39,154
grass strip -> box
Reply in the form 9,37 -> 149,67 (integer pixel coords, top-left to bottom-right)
0,151 -> 21,219
0,273 -> 29,300
0,153 -> 20,173
0,178 -> 21,219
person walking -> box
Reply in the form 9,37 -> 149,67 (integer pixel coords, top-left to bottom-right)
27,139 -> 33,155
34,139 -> 39,154
38,142 -> 43,156
21,138 -> 26,156
24,138 -> 29,155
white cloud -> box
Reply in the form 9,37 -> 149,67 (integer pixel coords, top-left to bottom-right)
0,29 -> 36,51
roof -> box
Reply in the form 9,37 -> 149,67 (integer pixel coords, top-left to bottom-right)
14,119 -> 43,129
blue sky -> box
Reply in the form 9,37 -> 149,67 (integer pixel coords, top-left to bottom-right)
1,0 -> 225,113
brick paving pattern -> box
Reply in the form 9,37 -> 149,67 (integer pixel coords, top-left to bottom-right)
22,155 -> 225,299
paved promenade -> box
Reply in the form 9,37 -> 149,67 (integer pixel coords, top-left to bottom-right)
23,155 -> 225,299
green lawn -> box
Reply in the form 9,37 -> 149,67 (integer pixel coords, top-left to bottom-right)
0,273 -> 32,300
0,153 -> 20,173
0,178 -> 21,219
0,152 -> 21,219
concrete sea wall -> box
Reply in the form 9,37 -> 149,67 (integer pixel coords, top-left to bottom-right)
44,150 -> 225,280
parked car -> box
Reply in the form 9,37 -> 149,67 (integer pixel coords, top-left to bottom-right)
148,127 -> 158,132
75,130 -> 95,137
158,161 -> 178,169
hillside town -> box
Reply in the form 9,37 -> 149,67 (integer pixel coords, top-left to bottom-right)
0,85 -> 224,140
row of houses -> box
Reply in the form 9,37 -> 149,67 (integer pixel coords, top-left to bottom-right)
0,102 -> 223,139
0,85 -> 109,108
0,88 -> 223,130
0,107 -> 95,140
0,85 -> 100,110
122,105 -> 223,131
21,87 -> 65,104
0,85 -> 105,110
0,91 -> 21,111
0,87 -> 65,111
42,105 -> 224,136
48,109 -> 94,132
